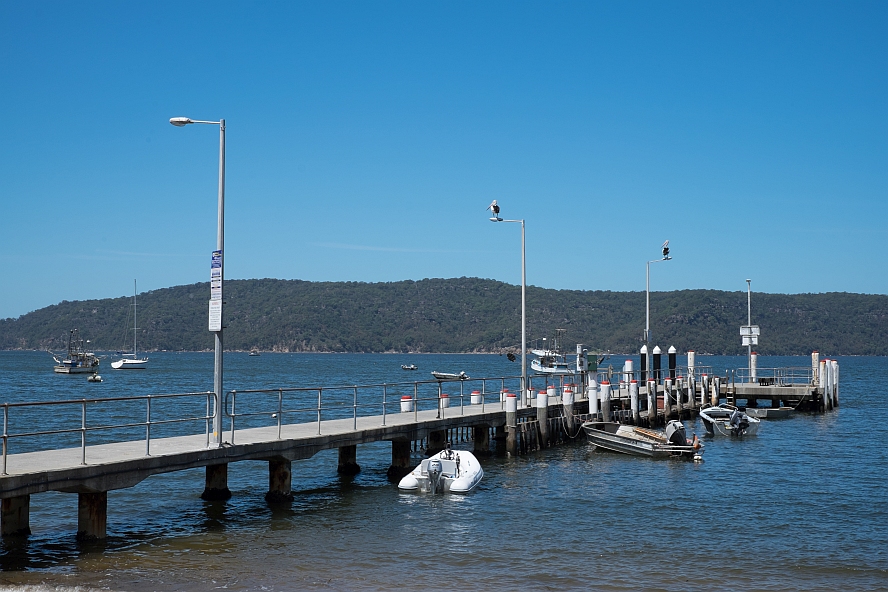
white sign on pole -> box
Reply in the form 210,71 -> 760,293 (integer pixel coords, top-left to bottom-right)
741,325 -> 760,346
209,300 -> 222,332
210,250 -> 222,301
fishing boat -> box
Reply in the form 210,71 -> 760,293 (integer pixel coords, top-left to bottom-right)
401,364 -> 417,370
398,445 -> 483,494
699,404 -> 761,437
531,329 -> 574,375
431,371 -> 469,380
582,420 -> 702,460
111,280 -> 148,369
249,349 -> 261,357
52,329 -> 100,374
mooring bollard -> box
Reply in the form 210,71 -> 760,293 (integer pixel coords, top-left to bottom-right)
471,390 -> 482,405
630,379 -> 639,424
664,377 -> 673,418
505,392 -> 518,456
819,359 -> 827,410
600,381 -> 611,422
701,374 -> 709,408
440,393 -> 450,409
831,359 -> 840,407
712,376 -> 720,407
563,384 -> 575,434
812,351 -> 820,386
400,395 -> 413,413
587,377 -> 599,420
688,375 -> 696,411
546,384 -> 557,405
647,379 -> 656,426
536,385 -> 549,448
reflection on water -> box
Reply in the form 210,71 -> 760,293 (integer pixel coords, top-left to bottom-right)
0,352 -> 887,590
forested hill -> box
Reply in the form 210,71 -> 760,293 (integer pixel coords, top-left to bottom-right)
1,278 -> 886,355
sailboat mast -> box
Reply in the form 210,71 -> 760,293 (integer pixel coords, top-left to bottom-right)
133,279 -> 137,357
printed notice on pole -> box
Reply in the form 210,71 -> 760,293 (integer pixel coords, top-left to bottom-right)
209,300 -> 222,332
210,250 -> 222,301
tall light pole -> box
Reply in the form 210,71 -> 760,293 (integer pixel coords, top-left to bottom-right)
645,240 -> 671,378
489,204 -> 526,399
170,116 -> 225,447
747,279 -> 752,380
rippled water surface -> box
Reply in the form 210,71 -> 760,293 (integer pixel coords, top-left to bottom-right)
1,351 -> 886,591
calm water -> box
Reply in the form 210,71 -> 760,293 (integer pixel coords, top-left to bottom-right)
0,351 -> 886,591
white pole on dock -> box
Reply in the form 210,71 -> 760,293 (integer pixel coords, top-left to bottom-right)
170,116 -> 226,448
489,206 -> 526,402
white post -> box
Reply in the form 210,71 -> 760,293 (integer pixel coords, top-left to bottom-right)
750,351 -> 758,384
600,381 -> 611,422
812,351 -> 820,386
587,378 -> 599,419
630,379 -> 639,424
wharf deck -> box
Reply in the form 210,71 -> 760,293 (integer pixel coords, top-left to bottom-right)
0,403 -> 538,499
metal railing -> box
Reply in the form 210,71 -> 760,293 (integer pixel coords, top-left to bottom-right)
222,375 -> 532,444
733,367 -> 814,386
1,391 -> 214,475
595,365 -> 715,385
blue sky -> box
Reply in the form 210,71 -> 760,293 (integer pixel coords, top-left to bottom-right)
1,1 -> 885,320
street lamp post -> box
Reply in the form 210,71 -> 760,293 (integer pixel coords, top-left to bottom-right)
747,279 -> 752,381
170,116 -> 226,447
489,207 -> 526,400
645,241 -> 672,380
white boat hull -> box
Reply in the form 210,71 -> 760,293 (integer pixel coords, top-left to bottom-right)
398,449 -> 483,494
111,357 -> 148,370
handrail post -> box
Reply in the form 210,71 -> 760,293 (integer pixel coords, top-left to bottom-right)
353,386 -> 358,430
317,388 -> 322,435
206,392 -> 211,448
81,399 -> 87,465
277,388 -> 283,439
481,379 -> 486,412
146,395 -> 152,456
413,383 -> 418,422
382,384 -> 387,426
2,404 -> 8,476
460,382 -> 464,415
437,382 -> 442,419
229,390 -> 237,444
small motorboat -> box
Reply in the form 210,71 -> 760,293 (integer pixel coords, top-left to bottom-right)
431,371 -> 469,381
401,364 -> 418,370
699,404 -> 761,437
582,420 -> 702,460
249,349 -> 261,356
87,374 -> 103,383
398,445 -> 483,494
745,406 -> 793,419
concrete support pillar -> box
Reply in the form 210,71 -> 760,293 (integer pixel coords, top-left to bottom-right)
427,430 -> 447,456
473,425 -> 490,455
337,444 -> 360,476
387,440 -> 412,481
265,458 -> 294,503
201,463 -> 232,501
1,495 -> 31,537
76,491 -> 107,541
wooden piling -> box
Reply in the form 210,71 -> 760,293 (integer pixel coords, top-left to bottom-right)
337,445 -> 361,476
1,495 -> 31,537
201,463 -> 232,501
266,458 -> 294,503
76,491 -> 107,541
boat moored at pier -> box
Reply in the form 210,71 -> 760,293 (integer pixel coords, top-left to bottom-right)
582,420 -> 702,460
398,446 -> 483,494
699,404 -> 760,437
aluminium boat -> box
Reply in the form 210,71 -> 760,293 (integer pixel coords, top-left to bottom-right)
431,371 -> 469,380
582,420 -> 702,460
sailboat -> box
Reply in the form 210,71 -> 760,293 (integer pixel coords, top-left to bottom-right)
111,280 -> 148,369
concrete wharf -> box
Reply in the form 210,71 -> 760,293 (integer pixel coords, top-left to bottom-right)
1,353 -> 839,542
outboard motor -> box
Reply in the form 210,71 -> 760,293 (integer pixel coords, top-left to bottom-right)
427,459 -> 443,494
665,420 -> 689,446
729,409 -> 748,437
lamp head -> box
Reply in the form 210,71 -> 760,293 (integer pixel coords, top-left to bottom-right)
169,117 -> 193,127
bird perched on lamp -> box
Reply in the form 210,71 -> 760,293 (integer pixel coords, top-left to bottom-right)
487,200 -> 501,219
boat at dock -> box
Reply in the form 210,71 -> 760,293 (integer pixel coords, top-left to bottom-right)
52,329 -> 100,374
699,404 -> 760,437
111,280 -> 148,370
401,364 -> 417,370
431,371 -> 468,380
582,420 -> 702,460
398,446 -> 483,494
745,406 -> 793,419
